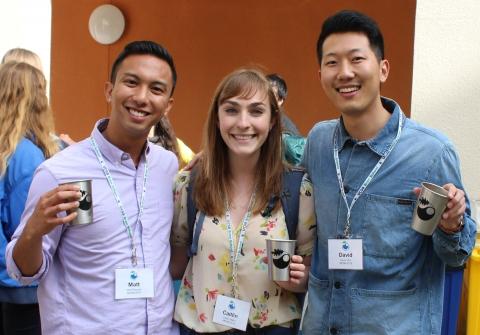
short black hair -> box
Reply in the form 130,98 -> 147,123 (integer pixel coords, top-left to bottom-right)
266,73 -> 287,100
110,40 -> 177,96
316,10 -> 385,65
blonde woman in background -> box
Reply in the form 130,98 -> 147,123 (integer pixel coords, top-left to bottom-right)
0,61 -> 58,334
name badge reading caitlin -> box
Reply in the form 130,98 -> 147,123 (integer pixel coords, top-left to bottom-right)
115,268 -> 154,299
213,295 -> 251,331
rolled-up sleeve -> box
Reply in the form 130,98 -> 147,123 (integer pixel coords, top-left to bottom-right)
6,165 -> 63,285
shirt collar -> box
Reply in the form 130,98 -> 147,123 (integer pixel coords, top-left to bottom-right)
337,97 -> 405,156
91,118 -> 151,165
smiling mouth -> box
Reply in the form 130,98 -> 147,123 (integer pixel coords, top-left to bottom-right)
337,86 -> 360,94
232,134 -> 256,140
127,107 -> 150,118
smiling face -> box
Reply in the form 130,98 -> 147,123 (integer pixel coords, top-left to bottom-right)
319,32 -> 389,118
104,54 -> 174,146
218,89 -> 272,163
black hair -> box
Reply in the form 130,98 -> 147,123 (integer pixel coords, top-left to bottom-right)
266,73 -> 288,101
110,40 -> 177,96
316,10 -> 385,65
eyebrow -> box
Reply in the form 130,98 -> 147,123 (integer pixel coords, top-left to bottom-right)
324,48 -> 364,58
122,72 -> 168,88
222,100 -> 267,108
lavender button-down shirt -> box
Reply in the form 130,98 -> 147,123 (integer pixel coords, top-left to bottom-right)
6,120 -> 179,335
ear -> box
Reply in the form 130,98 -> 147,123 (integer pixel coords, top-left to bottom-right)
379,59 -> 390,83
104,81 -> 113,103
164,97 -> 174,117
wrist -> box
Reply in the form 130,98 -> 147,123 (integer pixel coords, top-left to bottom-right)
439,219 -> 464,234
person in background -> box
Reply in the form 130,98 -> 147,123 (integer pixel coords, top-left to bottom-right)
266,74 -> 305,166
0,61 -> 58,335
6,41 -> 179,334
170,68 -> 315,334
301,10 -> 476,334
1,48 -> 72,150
150,115 -> 195,170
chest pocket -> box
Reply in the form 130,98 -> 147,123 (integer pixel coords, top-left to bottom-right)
360,193 -> 420,258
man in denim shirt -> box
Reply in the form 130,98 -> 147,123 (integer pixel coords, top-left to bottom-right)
302,10 -> 477,334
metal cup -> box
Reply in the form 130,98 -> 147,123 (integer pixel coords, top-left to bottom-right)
266,239 -> 296,281
411,182 -> 449,235
64,179 -> 93,225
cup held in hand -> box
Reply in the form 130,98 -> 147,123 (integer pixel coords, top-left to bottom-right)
411,182 -> 448,235
266,239 -> 296,281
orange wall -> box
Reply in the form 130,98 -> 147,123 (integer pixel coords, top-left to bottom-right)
51,0 -> 416,151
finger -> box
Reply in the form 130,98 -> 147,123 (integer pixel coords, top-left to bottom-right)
446,188 -> 464,209
290,270 -> 305,280
46,190 -> 82,207
46,212 -> 78,226
443,197 -> 466,219
442,183 -> 457,199
43,201 -> 79,217
290,255 -> 303,264
412,187 -> 421,197
289,262 -> 306,272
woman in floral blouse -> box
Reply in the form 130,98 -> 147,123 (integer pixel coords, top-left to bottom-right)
170,69 -> 316,334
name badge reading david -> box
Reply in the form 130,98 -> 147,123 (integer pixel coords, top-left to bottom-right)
115,267 -> 154,299
212,295 -> 251,331
328,239 -> 363,270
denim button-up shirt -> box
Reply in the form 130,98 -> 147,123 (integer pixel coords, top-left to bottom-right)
302,98 -> 476,335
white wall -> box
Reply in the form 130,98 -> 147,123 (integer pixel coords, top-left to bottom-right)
0,0 -> 51,83
412,0 -> 480,225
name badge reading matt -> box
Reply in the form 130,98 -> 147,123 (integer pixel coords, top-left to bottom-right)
213,295 -> 251,331
115,267 -> 154,299
328,239 -> 363,270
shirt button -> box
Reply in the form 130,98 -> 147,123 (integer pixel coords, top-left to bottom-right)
330,327 -> 338,334
121,153 -> 129,161
343,185 -> 350,193
334,281 -> 342,289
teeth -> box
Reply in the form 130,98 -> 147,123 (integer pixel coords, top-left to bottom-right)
128,108 -> 148,117
233,135 -> 254,140
338,86 -> 359,93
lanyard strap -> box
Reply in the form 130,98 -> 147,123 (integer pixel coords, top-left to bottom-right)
90,137 -> 148,266
333,114 -> 404,238
225,189 -> 256,298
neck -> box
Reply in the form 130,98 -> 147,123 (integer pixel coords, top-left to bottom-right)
228,153 -> 258,190
342,100 -> 391,141
103,124 -> 146,167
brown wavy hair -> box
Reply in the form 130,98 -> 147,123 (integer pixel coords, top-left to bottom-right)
193,68 -> 284,216
0,62 -> 57,175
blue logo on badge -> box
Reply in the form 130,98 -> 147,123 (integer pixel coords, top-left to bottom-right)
342,241 -> 350,251
130,270 -> 138,280
228,300 -> 236,310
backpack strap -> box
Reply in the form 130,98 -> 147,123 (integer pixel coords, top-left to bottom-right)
186,168 -> 205,257
280,168 -> 305,240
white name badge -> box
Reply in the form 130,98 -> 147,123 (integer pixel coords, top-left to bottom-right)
115,267 -> 154,299
328,239 -> 363,270
212,295 -> 251,331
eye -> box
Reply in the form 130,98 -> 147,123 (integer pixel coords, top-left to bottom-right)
124,79 -> 137,87
352,56 -> 365,63
223,107 -> 237,114
250,108 -> 265,116
151,86 -> 165,95
324,60 -> 337,66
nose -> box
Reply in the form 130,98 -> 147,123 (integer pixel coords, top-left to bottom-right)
132,86 -> 148,106
237,110 -> 250,129
337,60 -> 355,81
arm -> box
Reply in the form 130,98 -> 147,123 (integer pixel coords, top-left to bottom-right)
6,166 -> 81,280
426,145 -> 477,266
169,171 -> 192,279
276,174 -> 316,293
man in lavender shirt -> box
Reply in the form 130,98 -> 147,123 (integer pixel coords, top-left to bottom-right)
6,41 -> 179,334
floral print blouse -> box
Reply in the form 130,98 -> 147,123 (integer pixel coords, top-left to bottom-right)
171,171 -> 316,332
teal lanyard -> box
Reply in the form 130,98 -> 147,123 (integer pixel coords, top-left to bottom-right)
90,137 -> 148,266
333,114 -> 403,238
224,190 -> 256,298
